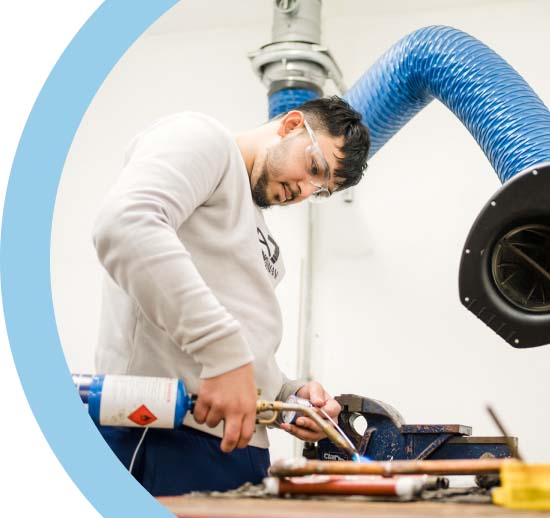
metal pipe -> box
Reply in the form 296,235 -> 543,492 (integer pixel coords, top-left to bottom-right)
269,457 -> 507,478
249,0 -> 345,118
271,0 -> 321,44
296,202 -> 315,386
264,475 -> 426,498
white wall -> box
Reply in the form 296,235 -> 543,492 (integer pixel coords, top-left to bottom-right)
51,0 -> 550,463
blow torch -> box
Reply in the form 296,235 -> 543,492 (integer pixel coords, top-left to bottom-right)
73,374 -> 358,458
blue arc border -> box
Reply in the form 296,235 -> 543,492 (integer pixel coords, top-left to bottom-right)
1,1 -> 178,516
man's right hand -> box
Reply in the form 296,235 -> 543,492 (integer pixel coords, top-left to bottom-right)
193,362 -> 257,453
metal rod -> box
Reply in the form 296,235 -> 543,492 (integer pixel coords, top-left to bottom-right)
296,202 -> 315,385
269,458 -> 507,478
486,404 -> 524,462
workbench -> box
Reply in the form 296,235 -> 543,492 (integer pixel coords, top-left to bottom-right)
157,496 -> 550,517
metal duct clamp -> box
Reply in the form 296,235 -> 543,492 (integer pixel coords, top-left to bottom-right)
459,163 -> 550,348
248,0 -> 345,97
248,41 -> 345,96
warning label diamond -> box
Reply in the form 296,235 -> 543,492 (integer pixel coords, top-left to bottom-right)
128,404 -> 158,426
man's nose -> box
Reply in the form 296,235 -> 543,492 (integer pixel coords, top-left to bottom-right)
298,180 -> 317,199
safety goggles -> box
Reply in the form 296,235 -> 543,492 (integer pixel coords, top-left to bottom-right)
303,119 -> 332,202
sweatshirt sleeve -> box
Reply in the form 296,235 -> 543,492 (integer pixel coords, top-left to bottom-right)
276,374 -> 307,402
92,114 -> 254,379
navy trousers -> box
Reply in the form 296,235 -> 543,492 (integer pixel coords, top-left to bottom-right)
98,425 -> 271,496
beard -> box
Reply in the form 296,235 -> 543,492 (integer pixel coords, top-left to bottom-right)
251,137 -> 293,208
251,161 -> 271,209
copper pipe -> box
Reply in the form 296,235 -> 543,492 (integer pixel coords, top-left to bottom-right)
264,475 -> 425,498
269,458 -> 508,478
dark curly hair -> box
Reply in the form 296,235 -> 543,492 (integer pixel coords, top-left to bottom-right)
298,95 -> 370,191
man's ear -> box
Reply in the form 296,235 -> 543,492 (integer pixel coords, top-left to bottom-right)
276,110 -> 305,138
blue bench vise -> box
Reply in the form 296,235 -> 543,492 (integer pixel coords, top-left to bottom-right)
309,394 -> 517,461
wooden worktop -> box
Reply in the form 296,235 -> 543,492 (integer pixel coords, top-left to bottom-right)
157,495 -> 550,518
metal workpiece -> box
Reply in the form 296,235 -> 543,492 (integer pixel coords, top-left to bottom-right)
459,163 -> 550,348
264,474 -> 432,498
314,394 -> 517,462
269,457 -> 508,478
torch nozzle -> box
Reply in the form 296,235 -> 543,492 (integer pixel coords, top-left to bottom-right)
256,400 -> 358,459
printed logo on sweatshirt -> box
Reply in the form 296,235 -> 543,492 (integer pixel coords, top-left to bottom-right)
257,228 -> 280,280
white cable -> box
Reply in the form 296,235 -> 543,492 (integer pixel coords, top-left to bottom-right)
319,407 -> 358,456
128,428 -> 149,475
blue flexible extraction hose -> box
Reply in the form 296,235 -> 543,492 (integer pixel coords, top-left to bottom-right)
264,25 -> 550,346
344,25 -> 550,183
269,88 -> 320,119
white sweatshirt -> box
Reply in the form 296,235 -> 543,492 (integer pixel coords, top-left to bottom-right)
93,113 -> 301,447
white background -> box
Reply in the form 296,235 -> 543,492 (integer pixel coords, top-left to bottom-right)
3,1 -> 550,516
1,2 -> 101,516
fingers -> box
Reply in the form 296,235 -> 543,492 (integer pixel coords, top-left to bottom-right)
322,398 -> 342,421
195,362 -> 258,452
192,400 -> 224,428
195,404 -> 256,452
193,396 -> 255,452
237,412 -> 256,449
192,398 -> 209,425
221,405 -> 256,451
303,381 -> 327,407
281,385 -> 343,444
297,381 -> 335,410
280,413 -> 326,442
205,407 -> 224,428
280,422 -> 325,442
220,416 -> 241,453
221,409 -> 256,452
294,416 -> 322,433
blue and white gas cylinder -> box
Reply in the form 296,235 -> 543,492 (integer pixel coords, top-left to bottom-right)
72,374 -> 195,429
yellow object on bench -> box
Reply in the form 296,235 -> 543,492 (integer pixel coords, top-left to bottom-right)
493,460 -> 550,510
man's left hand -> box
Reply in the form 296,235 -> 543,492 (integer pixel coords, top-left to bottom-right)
279,381 -> 341,442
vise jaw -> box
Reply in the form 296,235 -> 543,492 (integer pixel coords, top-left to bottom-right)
308,394 -> 517,462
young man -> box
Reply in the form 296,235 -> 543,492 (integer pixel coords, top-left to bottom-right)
93,96 -> 370,496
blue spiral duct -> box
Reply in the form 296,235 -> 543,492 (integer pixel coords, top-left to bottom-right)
344,25 -> 550,183
269,88 -> 320,119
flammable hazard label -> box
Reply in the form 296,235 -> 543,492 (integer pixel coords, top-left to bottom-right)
99,375 -> 178,428
128,404 -> 158,426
